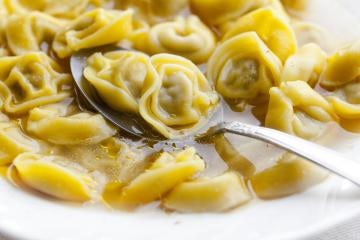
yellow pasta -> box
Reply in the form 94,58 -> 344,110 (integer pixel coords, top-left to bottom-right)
140,54 -> 219,139
0,15 -> 8,57
84,50 -> 157,113
223,7 -> 297,63
280,0 -> 308,11
207,32 -> 282,103
251,153 -> 328,199
163,172 -> 251,212
14,153 -> 98,202
107,147 -> 205,209
0,121 -> 39,165
115,0 -> 188,24
5,12 -> 65,55
0,52 -> 72,115
265,81 -> 337,139
281,43 -> 326,87
189,0 -> 267,27
53,9 -> 133,58
4,0 -> 91,19
27,103 -> 116,145
138,15 -> 216,64
320,41 -> 360,89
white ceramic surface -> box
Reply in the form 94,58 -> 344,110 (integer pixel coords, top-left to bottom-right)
0,0 -> 360,239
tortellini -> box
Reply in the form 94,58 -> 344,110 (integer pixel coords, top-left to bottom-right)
251,153 -> 328,199
5,12 -> 65,55
0,52 -> 72,115
280,0 -> 308,11
189,0 -> 267,27
207,32 -> 282,104
84,51 -> 157,113
320,41 -> 360,120
140,54 -> 219,139
0,122 -> 39,165
163,172 -> 251,212
281,43 -> 326,87
265,81 -> 337,139
223,7 -> 297,63
0,16 -> 8,56
27,103 -> 116,145
136,16 -> 216,64
14,153 -> 98,202
3,0 -> 91,19
106,147 -> 205,209
115,0 -> 188,24
53,9 -> 133,58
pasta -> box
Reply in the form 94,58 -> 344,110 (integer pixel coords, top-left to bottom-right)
320,41 -> 360,119
265,81 -> 337,139
163,172 -> 251,212
189,0 -> 267,27
53,9 -> 133,58
207,32 -> 282,104
5,12 -> 65,55
84,50 -> 157,113
106,147 -> 205,209
0,52 -> 72,115
223,7 -> 297,63
4,0 -> 91,19
0,121 -> 39,165
27,103 -> 116,145
251,153 -> 328,199
115,0 -> 188,24
140,54 -> 219,139
137,15 -> 216,64
281,43 -> 326,87
14,153 -> 98,201
0,0 -> 357,214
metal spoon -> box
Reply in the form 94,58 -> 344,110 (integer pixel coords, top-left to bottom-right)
70,45 -> 360,187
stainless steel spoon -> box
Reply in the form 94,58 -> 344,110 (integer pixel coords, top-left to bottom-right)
70,45 -> 360,187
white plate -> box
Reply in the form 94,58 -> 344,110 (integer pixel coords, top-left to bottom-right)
0,0 -> 360,239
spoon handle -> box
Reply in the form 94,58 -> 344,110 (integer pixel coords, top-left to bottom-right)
215,122 -> 360,186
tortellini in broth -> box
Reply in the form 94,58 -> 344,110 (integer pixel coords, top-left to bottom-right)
207,32 -> 282,104
281,43 -> 327,87
140,54 -> 219,139
320,41 -> 360,120
265,81 -> 337,139
53,9 -> 133,58
27,103 -> 116,145
0,121 -> 39,165
5,12 -> 65,55
0,52 -> 72,115
223,7 -> 297,63
137,15 -> 216,64
84,51 -> 157,113
4,0 -> 92,19
14,153 -> 99,202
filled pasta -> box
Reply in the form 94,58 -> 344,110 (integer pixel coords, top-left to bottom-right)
0,16 -> 8,56
163,172 -> 251,212
84,50 -> 157,113
3,0 -> 91,19
5,12 -> 65,55
207,32 -> 282,105
0,52 -> 72,115
27,103 -> 116,145
136,15 -> 216,64
53,9 -> 133,58
0,121 -> 39,165
14,153 -> 99,202
115,0 -> 188,24
251,153 -> 328,199
265,81 -> 337,139
320,41 -> 360,120
140,54 -> 219,139
281,43 -> 326,87
105,147 -> 205,209
222,7 -> 297,63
